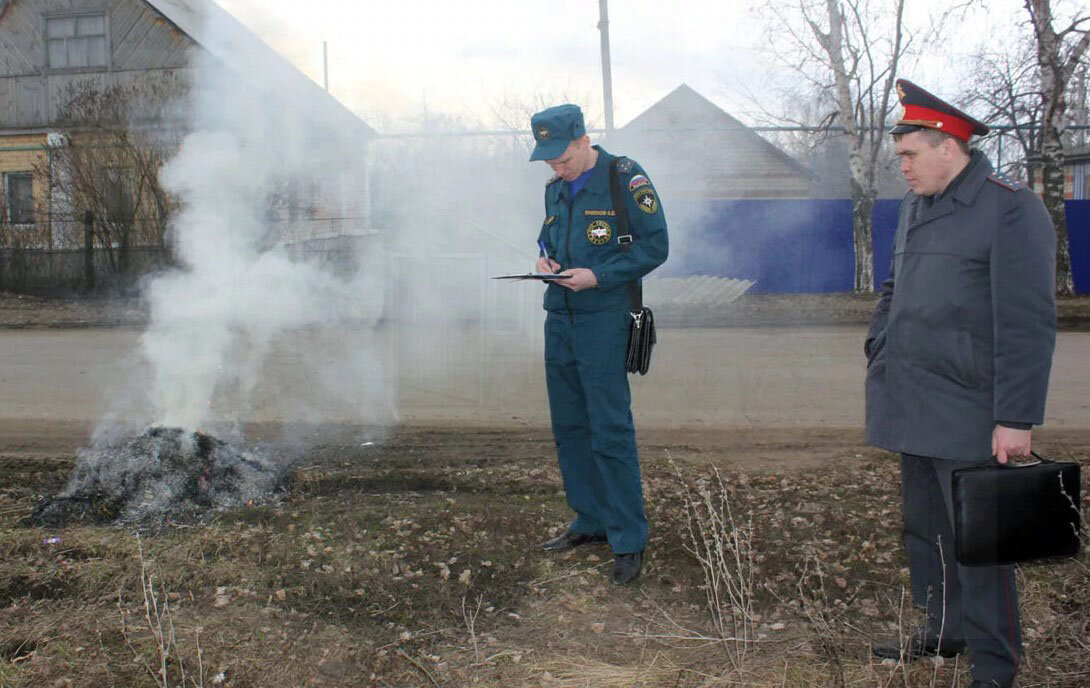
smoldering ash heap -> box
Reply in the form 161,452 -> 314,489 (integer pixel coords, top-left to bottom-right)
29,426 -> 289,529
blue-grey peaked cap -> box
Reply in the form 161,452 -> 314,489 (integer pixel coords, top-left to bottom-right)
529,104 -> 586,161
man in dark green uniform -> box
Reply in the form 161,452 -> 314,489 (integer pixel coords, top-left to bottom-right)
528,104 -> 668,585
865,80 -> 1056,688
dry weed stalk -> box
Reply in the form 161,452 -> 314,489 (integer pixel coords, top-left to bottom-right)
461,593 -> 484,668
118,535 -> 205,688
793,554 -> 847,687
677,464 -> 757,682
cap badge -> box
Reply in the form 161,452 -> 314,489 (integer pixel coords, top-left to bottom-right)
536,126 -> 550,141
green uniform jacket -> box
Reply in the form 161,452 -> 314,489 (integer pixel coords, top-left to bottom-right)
537,146 -> 669,314
865,151 -> 1057,459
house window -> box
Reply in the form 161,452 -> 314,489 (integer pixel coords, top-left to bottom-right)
46,13 -> 108,71
4,172 -> 35,225
1076,162 -> 1089,201
104,168 -> 135,225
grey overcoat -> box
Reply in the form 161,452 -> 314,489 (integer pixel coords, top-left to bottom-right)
865,152 -> 1057,460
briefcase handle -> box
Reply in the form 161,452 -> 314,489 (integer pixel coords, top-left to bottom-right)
985,450 -> 1053,468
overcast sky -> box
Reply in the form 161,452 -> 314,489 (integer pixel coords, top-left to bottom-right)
214,0 -> 1027,134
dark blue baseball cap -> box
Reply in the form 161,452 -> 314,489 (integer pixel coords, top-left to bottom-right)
529,104 -> 586,161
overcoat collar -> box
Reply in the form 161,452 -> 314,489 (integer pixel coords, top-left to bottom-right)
909,150 -> 992,228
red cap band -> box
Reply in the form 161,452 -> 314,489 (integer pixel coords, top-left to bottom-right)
900,104 -> 973,142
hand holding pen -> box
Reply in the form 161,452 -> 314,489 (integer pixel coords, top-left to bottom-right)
536,240 -> 561,274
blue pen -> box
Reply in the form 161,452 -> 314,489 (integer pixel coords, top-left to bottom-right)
538,240 -> 548,258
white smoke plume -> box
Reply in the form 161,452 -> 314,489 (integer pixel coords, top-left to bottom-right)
131,10 -> 389,435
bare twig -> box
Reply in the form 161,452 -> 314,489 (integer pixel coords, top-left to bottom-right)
396,649 -> 442,688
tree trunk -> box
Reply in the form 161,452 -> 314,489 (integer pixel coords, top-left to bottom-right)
83,210 -> 95,292
1040,131 -> 1075,293
1026,0 -> 1083,295
119,222 -> 131,288
850,177 -> 876,292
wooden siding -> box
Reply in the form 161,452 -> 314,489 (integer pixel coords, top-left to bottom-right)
0,0 -> 195,130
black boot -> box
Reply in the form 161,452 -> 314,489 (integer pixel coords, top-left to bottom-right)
871,626 -> 966,661
539,528 -> 607,553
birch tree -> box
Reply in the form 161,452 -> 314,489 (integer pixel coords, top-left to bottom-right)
1024,0 -> 1088,295
762,0 -> 908,293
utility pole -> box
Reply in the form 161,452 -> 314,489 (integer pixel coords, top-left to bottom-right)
598,0 -> 615,133
323,41 -> 329,92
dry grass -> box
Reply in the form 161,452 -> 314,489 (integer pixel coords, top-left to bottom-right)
1,428 -> 1087,687
529,655 -> 680,687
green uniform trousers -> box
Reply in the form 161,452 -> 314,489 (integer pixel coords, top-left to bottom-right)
544,308 -> 647,554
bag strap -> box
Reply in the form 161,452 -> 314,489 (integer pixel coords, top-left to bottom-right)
608,158 -> 642,313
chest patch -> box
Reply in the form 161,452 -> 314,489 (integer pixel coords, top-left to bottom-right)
633,188 -> 658,214
587,219 -> 612,245
584,209 -> 616,217
628,174 -> 651,191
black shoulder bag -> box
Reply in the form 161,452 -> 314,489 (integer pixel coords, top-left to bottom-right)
608,159 -> 656,376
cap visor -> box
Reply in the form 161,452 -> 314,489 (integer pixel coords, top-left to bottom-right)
529,139 -> 570,162
889,123 -> 925,136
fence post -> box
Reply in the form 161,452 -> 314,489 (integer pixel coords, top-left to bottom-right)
83,210 -> 94,292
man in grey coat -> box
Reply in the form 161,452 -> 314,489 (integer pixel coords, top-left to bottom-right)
865,79 -> 1056,688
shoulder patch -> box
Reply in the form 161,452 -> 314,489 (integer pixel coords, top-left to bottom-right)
628,174 -> 651,191
545,174 -> 562,187
987,173 -> 1024,192
615,157 -> 634,173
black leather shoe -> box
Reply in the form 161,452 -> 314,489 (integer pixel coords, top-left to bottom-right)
610,551 -> 643,585
540,529 -> 607,552
871,627 -> 966,661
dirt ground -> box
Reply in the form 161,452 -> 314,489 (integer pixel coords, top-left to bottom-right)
1,294 -> 1088,687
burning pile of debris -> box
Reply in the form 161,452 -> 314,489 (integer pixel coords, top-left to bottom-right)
29,426 -> 290,529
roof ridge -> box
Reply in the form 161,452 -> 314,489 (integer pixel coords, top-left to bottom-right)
142,0 -> 374,137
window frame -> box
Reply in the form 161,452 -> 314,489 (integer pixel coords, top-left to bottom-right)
42,10 -> 111,74
3,172 -> 36,227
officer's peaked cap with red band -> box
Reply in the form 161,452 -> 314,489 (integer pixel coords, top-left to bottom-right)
890,79 -> 988,142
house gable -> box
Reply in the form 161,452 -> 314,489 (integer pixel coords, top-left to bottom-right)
611,84 -> 813,199
0,0 -> 196,130
0,0 -> 373,139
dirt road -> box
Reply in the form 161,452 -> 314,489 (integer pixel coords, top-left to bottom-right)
1,325 -> 1087,428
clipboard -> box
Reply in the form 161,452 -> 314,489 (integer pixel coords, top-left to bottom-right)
492,273 -> 573,281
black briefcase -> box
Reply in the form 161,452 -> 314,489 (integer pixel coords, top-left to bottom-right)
952,453 -> 1082,566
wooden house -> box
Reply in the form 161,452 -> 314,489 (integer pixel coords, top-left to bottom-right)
0,0 -> 375,252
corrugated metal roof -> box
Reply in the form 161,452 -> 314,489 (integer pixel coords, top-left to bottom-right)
146,0 -> 375,138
